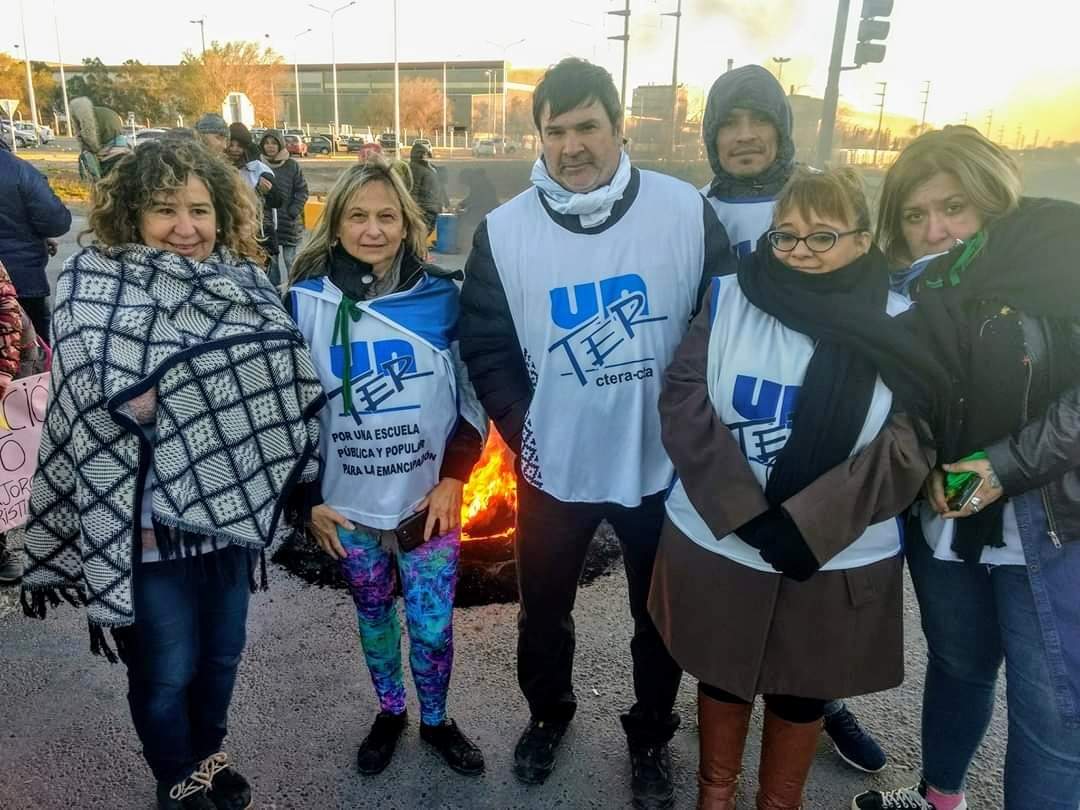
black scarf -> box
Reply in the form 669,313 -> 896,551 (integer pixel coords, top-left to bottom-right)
738,238 -> 948,505
910,197 -> 1080,560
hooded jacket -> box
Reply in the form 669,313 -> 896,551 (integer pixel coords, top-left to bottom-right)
70,97 -> 131,182
702,65 -> 796,201
260,130 -> 309,246
0,142 -> 72,298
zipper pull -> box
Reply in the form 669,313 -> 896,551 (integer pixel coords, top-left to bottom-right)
1049,529 -> 1062,548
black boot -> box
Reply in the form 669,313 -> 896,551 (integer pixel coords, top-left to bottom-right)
420,718 -> 485,775
0,532 -> 22,586
356,710 -> 408,775
512,717 -> 570,785
628,742 -> 675,809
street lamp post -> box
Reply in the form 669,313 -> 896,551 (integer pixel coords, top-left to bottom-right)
608,1 -> 631,116
487,39 -> 525,153
190,16 -> 206,55
393,0 -> 400,150
772,56 -> 791,84
310,1 -> 357,146
484,70 -> 493,138
52,0 -> 72,137
293,27 -> 312,133
662,0 -> 683,158
18,0 -> 41,133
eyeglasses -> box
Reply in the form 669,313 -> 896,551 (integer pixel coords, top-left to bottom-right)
767,229 -> 864,253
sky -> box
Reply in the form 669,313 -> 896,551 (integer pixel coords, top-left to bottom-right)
12,0 -> 1080,144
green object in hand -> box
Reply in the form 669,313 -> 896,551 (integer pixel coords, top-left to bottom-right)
944,450 -> 987,505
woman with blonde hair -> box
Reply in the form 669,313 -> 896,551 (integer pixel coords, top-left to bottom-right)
854,127 -> 1080,810
288,158 -> 488,777
650,166 -> 938,810
21,138 -> 325,810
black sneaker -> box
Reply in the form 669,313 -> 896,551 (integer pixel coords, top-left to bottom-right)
0,545 -> 22,585
628,742 -> 675,809
198,753 -> 252,810
852,781 -> 967,810
825,704 -> 887,773
356,710 -> 408,775
420,718 -> 485,775
156,779 -> 217,810
512,717 -> 570,785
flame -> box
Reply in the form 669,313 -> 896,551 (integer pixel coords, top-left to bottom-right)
461,428 -> 518,540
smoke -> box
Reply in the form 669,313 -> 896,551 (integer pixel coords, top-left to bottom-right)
687,0 -> 801,43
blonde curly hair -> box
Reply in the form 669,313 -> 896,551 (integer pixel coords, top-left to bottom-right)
81,138 -> 265,263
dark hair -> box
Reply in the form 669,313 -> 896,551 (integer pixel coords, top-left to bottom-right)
532,58 -> 622,132
82,139 -> 264,261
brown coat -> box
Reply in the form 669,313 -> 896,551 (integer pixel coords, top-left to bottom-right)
647,304 -> 934,700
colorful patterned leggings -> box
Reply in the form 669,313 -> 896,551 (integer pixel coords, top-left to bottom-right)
337,525 -> 460,725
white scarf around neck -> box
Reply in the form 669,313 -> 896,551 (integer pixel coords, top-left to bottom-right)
530,150 -> 632,228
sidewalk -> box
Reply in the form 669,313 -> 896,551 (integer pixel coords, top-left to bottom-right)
0,559 -> 1006,809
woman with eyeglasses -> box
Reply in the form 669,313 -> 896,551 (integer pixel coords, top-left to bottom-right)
649,167 -> 939,810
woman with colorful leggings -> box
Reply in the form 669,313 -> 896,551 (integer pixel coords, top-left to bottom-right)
288,159 -> 488,777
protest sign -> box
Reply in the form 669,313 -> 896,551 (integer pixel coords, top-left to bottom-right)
0,373 -> 50,531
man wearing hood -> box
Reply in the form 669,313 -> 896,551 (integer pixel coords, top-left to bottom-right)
701,65 -> 796,259
70,97 -> 131,183
701,64 -> 889,778
259,130 -> 309,286
459,57 -> 732,809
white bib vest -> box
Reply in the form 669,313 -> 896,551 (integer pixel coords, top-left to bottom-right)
487,170 -> 705,505
700,188 -> 777,259
290,274 -> 485,529
665,275 -> 910,571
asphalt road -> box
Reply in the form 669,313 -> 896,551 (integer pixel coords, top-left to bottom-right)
0,554 -> 1009,810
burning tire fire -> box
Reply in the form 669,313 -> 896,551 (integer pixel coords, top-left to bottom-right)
273,429 -> 622,605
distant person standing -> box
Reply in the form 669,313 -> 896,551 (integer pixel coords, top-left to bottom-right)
70,96 -> 132,183
697,63 -> 888,776
259,130 -> 309,287
194,113 -> 230,155
409,142 -> 443,233
226,123 -> 284,267
0,134 -> 71,341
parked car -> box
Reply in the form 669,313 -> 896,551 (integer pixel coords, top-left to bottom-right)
1,121 -> 36,148
16,121 -> 52,144
378,132 -> 397,152
472,139 -> 496,157
306,135 -> 333,155
284,128 -> 305,137
284,133 -> 308,157
125,128 -> 168,148
344,136 -> 372,153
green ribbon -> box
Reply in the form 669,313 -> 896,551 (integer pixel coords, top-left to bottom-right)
925,230 -> 988,289
334,295 -> 364,415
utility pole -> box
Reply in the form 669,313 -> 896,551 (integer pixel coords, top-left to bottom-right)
815,0 -> 851,168
1016,125 -> 1023,149
190,16 -> 206,56
293,28 -> 312,134
919,80 -> 930,133
985,109 -> 993,139
872,80 -> 887,165
663,0 -> 683,158
18,0 -> 41,132
52,0 -> 72,137
962,111 -> 968,125
608,0 -> 631,118
309,2 -> 356,146
393,0 -> 400,148
998,123 -> 1005,144
772,56 -> 791,83
1033,129 -> 1040,148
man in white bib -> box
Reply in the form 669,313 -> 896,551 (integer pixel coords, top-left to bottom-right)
460,58 -> 733,808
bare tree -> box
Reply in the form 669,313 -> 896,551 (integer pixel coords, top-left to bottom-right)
175,41 -> 285,124
399,78 -> 442,133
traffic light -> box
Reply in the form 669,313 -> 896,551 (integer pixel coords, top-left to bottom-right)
854,0 -> 893,66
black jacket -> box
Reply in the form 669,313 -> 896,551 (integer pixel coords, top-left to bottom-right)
0,146 -> 72,297
410,159 -> 444,222
985,316 -> 1080,541
458,167 -> 735,454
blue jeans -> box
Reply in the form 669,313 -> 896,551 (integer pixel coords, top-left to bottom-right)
113,546 -> 252,786
269,243 -> 298,290
907,523 -> 1080,808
